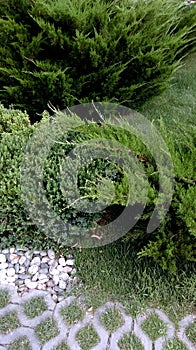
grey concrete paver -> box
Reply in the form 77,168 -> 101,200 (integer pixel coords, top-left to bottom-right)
0,285 -> 195,350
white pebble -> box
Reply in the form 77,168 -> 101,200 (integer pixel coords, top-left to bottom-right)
32,272 -> 39,282
19,267 -> 26,274
60,273 -> 69,281
10,248 -> 15,254
25,281 -> 38,289
6,268 -> 15,277
38,274 -> 49,282
49,266 -> 59,275
31,257 -> 41,266
53,275 -> 59,285
65,259 -> 74,266
0,254 -> 6,263
41,257 -> 50,263
19,256 -> 26,265
59,280 -> 66,290
29,265 -> 39,275
57,265 -> 64,272
48,249 -> 55,259
63,266 -> 72,274
0,263 -> 8,270
59,257 -> 66,266
10,254 -> 19,264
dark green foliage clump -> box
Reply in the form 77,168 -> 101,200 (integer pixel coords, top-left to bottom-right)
0,0 -> 195,121
0,104 -> 195,273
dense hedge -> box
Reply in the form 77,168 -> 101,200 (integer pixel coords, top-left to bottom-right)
0,104 -> 195,273
0,0 -> 195,121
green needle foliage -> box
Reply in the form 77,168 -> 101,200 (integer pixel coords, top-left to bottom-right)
0,103 -> 195,273
0,0 -> 195,121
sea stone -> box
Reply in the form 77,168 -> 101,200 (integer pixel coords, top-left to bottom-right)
60,273 -> 69,281
59,257 -> 66,266
53,275 -> 59,285
0,263 -> 8,270
32,272 -> 39,282
29,265 -> 39,275
59,280 -> 66,290
48,249 -> 55,259
65,259 -> 74,266
0,254 -> 6,263
31,257 -> 41,266
49,266 -> 59,275
19,256 -> 26,265
63,266 -> 72,274
6,268 -> 16,277
25,280 -> 38,289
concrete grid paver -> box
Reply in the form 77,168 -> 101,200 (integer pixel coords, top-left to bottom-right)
0,285 -> 195,350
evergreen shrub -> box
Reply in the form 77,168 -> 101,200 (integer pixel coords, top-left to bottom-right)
0,104 -> 195,272
0,0 -> 195,121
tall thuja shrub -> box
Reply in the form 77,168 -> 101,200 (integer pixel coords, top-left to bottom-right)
0,0 -> 195,122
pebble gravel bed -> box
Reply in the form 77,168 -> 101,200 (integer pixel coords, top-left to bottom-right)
0,247 -> 80,303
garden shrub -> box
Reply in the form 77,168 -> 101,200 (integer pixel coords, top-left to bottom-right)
0,0 -> 195,122
0,104 -> 195,273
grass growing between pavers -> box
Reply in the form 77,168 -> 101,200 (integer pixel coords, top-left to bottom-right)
23,297 -> 48,318
185,320 -> 196,345
0,312 -> 20,335
35,318 -> 59,344
100,307 -> 124,333
76,324 -> 100,350
118,333 -> 143,350
141,312 -> 167,341
0,289 -> 10,309
8,337 -> 31,350
60,300 -> 85,327
164,339 -> 188,350
55,342 -> 70,350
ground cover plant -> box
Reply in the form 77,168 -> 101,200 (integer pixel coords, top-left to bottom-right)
0,0 -> 195,121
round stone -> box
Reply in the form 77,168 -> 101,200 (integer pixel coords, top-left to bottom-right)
58,296 -> 65,302
53,275 -> 59,285
19,256 -> 26,265
41,257 -> 50,264
18,267 -> 26,274
47,279 -> 55,288
25,281 -> 38,289
57,265 -> 64,272
0,263 -> 8,270
52,294 -> 58,302
10,254 -> 20,264
59,280 -> 66,290
48,249 -> 55,260
10,248 -> 15,254
39,268 -> 48,275
59,257 -> 66,266
29,265 -> 39,275
1,249 -> 9,254
49,266 -> 59,275
6,268 -> 15,277
31,257 -> 41,266
32,272 -> 39,282
38,274 -> 49,282
60,273 -> 69,281
0,254 -> 6,263
15,264 -> 20,273
63,266 -> 72,274
23,259 -> 30,268
65,259 -> 74,266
